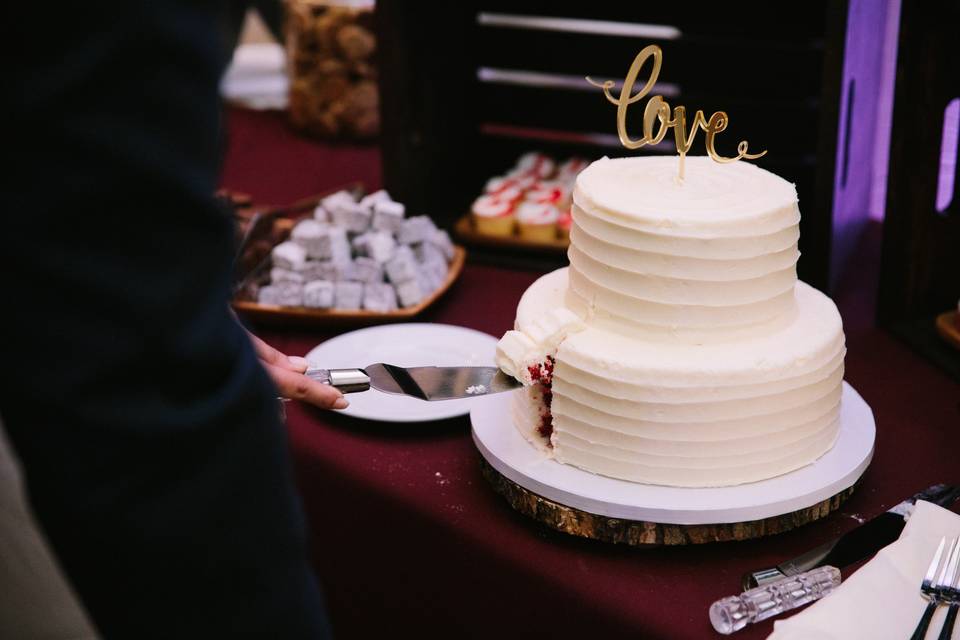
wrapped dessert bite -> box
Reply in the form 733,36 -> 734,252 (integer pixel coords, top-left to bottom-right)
253,190 -> 456,312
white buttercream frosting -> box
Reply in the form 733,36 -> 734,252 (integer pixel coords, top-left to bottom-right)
496,156 -> 847,487
570,155 -> 801,334
495,331 -> 538,383
495,307 -> 584,384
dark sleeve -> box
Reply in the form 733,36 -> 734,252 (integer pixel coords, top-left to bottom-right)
1,2 -> 331,638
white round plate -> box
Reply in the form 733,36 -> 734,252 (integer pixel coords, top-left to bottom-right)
305,323 -> 498,422
471,381 -> 875,525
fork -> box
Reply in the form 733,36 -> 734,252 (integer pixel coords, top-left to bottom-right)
911,537 -> 960,640
937,539 -> 960,640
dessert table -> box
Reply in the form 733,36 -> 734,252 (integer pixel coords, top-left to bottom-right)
222,108 -> 960,639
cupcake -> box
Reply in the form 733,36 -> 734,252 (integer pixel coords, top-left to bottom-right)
514,152 -> 556,179
484,175 -> 515,194
516,202 -> 560,243
472,194 -> 516,236
525,181 -> 566,206
485,176 -> 526,202
504,173 -> 538,191
494,185 -> 524,204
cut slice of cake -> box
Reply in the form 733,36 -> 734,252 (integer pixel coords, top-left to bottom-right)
496,307 -> 584,449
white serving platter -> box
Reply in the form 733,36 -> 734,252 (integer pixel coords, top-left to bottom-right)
471,381 -> 875,525
306,323 -> 498,422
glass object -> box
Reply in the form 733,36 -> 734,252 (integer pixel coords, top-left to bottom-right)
709,565 -> 841,634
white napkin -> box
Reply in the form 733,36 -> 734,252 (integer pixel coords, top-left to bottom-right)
768,500 -> 960,640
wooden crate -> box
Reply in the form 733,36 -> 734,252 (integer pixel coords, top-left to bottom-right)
877,1 -> 960,380
374,1 -> 851,288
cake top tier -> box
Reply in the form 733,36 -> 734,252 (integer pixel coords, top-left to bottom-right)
575,156 -> 798,234
567,155 -> 802,338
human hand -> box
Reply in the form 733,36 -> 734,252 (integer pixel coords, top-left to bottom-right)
248,333 -> 348,410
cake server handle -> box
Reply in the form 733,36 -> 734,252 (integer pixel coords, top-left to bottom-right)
305,368 -> 371,393
710,566 -> 841,634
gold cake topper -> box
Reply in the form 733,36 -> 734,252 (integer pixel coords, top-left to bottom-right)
587,45 -> 766,181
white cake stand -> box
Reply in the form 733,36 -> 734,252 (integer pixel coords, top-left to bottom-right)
471,381 -> 875,545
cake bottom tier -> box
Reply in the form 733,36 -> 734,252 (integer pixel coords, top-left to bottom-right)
512,268 -> 847,487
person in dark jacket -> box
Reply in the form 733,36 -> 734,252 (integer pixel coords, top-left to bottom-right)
2,2 -> 338,637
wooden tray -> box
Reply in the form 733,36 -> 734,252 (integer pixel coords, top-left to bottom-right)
454,214 -> 568,254
233,246 -> 466,327
230,184 -> 466,327
936,310 -> 960,350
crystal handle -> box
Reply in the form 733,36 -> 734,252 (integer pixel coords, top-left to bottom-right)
305,368 -> 370,393
709,565 -> 841,634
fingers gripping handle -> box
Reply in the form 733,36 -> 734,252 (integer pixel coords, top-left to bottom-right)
306,368 -> 370,393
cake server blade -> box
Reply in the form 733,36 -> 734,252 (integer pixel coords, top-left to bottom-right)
741,483 -> 960,590
306,364 -> 521,401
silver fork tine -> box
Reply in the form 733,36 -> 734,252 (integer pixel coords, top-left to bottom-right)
936,540 -> 960,640
910,537 -> 955,640
925,538 -> 947,590
949,541 -> 960,591
938,538 -> 960,592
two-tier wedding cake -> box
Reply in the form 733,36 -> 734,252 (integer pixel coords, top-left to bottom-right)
496,155 -> 846,487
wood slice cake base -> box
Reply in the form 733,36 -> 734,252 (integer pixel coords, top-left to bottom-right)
479,456 -> 858,545
471,382 -> 875,546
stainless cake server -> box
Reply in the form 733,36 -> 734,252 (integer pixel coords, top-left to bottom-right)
305,365 -> 521,400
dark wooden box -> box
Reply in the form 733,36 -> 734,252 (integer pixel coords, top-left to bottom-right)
877,1 -> 960,380
374,1 -> 855,288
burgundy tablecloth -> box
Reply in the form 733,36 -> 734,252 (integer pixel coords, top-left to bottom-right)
222,108 -> 960,639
